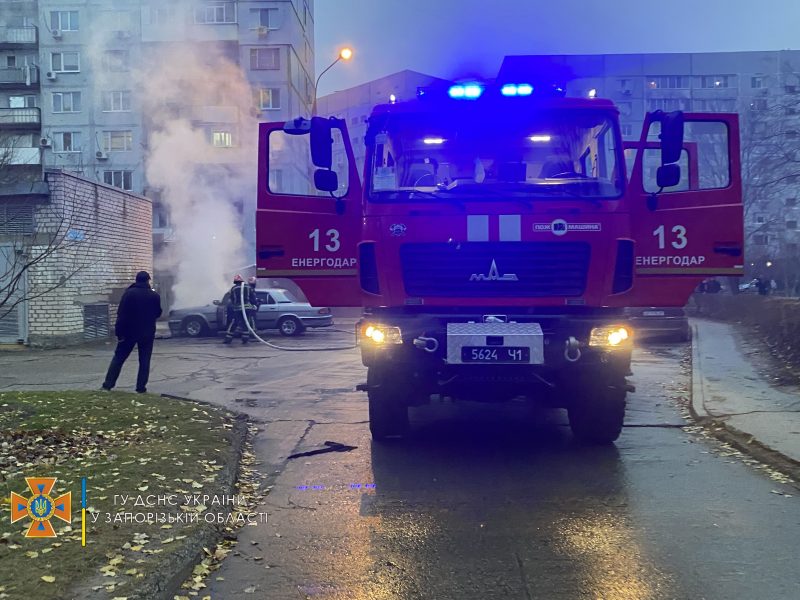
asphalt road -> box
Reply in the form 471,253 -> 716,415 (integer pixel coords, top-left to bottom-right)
2,328 -> 799,599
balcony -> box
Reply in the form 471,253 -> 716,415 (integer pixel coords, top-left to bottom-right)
0,26 -> 38,48
0,107 -> 41,129
0,66 -> 39,89
1,146 -> 41,166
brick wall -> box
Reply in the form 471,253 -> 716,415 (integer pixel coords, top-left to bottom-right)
25,171 -> 153,347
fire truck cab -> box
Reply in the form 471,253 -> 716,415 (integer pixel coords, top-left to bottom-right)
256,80 -> 743,443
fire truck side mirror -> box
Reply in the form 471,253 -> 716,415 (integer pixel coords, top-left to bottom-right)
656,163 -> 681,189
310,117 -> 333,169
658,111 -> 684,165
314,169 -> 339,192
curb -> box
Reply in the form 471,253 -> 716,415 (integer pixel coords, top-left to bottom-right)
689,322 -> 711,421
131,400 -> 249,600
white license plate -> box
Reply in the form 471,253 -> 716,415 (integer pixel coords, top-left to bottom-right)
643,310 -> 665,316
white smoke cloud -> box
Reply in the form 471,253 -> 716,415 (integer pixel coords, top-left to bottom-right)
135,44 -> 258,309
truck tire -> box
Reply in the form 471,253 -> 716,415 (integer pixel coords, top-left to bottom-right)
367,367 -> 409,440
567,385 -> 626,444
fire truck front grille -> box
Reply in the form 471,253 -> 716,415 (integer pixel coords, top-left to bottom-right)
400,242 -> 590,297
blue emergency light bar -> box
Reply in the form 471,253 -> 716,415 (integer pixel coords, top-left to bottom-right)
417,81 -> 565,101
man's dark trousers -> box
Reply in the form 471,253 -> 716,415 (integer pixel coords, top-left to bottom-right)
103,336 -> 155,392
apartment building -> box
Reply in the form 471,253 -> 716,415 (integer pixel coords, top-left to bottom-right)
31,0 -> 314,239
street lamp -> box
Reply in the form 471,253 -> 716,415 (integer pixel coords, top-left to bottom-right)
312,47 -> 353,115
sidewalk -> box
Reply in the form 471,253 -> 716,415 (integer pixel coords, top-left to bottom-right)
691,318 -> 800,464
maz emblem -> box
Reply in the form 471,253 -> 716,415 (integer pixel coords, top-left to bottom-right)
469,260 -> 518,281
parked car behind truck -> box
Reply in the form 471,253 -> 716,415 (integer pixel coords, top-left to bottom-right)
168,288 -> 333,337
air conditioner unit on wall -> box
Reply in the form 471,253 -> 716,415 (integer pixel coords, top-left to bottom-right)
254,26 -> 268,38
95,150 -> 108,160
51,29 -> 62,39
46,71 -> 57,80
40,137 -> 51,147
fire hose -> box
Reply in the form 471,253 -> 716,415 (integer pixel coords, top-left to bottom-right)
237,282 -> 358,352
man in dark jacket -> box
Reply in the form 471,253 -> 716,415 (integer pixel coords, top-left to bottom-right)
223,275 -> 256,344
102,271 -> 163,393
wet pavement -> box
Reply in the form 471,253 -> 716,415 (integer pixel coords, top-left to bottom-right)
2,328 -> 799,599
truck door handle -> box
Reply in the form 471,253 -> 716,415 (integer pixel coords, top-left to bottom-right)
258,246 -> 284,259
713,243 -> 742,257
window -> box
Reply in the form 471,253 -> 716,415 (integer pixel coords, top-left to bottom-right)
693,99 -> 736,112
700,75 -> 731,88
787,198 -> 797,207
753,234 -> 768,245
617,102 -> 632,117
617,78 -> 632,93
50,10 -> 79,31
751,76 -> 765,89
102,91 -> 132,112
250,48 -> 279,70
620,123 -> 633,137
103,50 -> 129,72
103,170 -> 133,190
54,131 -> 82,153
9,95 -> 36,108
51,52 -> 80,73
6,56 -> 16,68
194,1 -> 236,24
787,220 -> 798,230
647,76 -> 688,89
750,98 -> 768,111
756,215 -> 767,224
648,98 -> 690,111
52,92 -> 81,113
258,88 -> 280,109
149,6 -> 176,25
268,169 -> 283,191
252,8 -> 278,28
102,130 -> 133,152
212,131 -> 233,147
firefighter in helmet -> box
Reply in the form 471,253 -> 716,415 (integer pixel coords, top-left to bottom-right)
223,274 -> 256,344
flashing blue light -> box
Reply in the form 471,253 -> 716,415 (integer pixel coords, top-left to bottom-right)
449,84 -> 483,99
501,84 -> 518,97
448,85 -> 466,98
501,83 -> 534,97
463,84 -> 483,98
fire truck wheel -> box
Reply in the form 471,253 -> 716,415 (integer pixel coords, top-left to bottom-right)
567,386 -> 626,445
278,316 -> 304,336
367,368 -> 409,440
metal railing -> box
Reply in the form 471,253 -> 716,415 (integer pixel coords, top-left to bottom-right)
0,26 -> 37,45
0,66 -> 39,85
0,107 -> 41,126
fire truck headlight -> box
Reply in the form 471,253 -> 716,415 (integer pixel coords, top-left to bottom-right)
362,324 -> 403,345
589,326 -> 632,349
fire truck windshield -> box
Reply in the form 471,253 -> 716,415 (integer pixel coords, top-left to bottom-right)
368,109 -> 623,201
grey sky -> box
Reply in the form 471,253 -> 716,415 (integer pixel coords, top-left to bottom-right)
315,0 -> 800,95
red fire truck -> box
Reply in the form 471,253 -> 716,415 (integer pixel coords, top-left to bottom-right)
256,80 -> 743,443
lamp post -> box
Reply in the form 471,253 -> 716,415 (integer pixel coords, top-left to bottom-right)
311,47 -> 353,115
